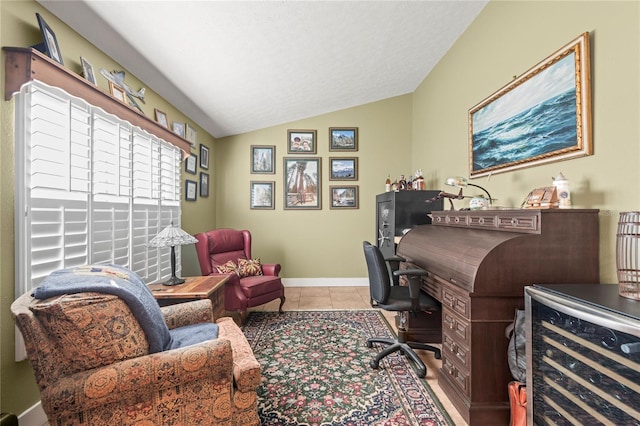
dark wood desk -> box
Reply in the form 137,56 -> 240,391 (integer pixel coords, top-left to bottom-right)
148,275 -> 229,319
397,209 -> 600,426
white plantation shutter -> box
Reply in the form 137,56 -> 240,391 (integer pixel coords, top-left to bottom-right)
15,80 -> 184,297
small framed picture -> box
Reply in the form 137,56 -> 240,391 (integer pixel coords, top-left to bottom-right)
250,181 -> 275,210
329,127 -> 358,152
200,144 -> 209,169
36,13 -> 63,65
109,81 -> 126,103
185,179 -> 197,201
251,145 -> 275,174
172,122 -> 185,138
329,157 -> 358,181
154,109 -> 169,128
80,56 -> 96,85
186,123 -> 197,144
287,130 -> 317,154
330,185 -> 359,209
185,153 -> 197,174
200,172 -> 209,197
283,157 -> 321,210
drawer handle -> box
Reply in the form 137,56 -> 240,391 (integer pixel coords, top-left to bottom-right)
447,366 -> 458,378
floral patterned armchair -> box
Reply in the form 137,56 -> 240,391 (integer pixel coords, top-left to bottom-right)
11,291 -> 261,425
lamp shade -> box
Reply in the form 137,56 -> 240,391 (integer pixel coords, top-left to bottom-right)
149,223 -> 198,248
148,223 -> 198,286
445,176 -> 469,188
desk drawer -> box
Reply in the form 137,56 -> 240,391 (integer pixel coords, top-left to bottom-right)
432,210 -> 541,234
442,356 -> 470,396
421,273 -> 442,301
443,309 -> 470,347
442,331 -> 470,369
441,284 -> 470,319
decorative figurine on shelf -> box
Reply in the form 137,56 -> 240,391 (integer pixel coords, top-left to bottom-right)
99,69 -> 146,112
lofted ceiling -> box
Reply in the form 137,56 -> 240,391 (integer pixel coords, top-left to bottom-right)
38,0 -> 487,138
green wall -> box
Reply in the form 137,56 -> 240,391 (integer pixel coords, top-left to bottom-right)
1,0 -> 639,419
215,95 -> 413,278
217,1 -> 639,282
412,0 -> 639,283
0,0 -> 216,416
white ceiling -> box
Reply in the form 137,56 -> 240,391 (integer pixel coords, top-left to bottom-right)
39,1 -> 487,138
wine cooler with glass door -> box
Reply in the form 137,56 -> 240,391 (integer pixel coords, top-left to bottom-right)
525,284 -> 640,425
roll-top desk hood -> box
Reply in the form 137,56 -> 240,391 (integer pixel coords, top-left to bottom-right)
396,209 -> 600,425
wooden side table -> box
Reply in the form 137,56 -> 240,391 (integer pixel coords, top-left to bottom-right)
148,275 -> 229,319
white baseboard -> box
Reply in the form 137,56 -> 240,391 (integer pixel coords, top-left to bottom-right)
19,401 -> 47,426
281,277 -> 368,287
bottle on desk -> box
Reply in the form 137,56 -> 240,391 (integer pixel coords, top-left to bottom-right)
414,169 -> 425,190
385,175 -> 391,192
398,175 -> 407,190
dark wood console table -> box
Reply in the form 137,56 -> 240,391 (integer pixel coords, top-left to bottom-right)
396,209 -> 600,425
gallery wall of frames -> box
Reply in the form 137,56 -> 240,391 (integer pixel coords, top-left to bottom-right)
250,128 -> 359,211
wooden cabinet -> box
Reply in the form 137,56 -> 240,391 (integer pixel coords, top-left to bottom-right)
397,209 -> 600,425
375,190 -> 442,257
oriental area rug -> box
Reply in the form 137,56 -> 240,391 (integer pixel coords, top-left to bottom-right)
243,310 -> 454,426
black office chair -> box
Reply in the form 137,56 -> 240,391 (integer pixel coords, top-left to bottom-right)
362,241 -> 441,378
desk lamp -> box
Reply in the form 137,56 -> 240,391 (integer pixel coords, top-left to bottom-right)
445,176 -> 493,208
149,222 -> 198,286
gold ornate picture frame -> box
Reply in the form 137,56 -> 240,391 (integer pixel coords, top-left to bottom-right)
469,33 -> 592,177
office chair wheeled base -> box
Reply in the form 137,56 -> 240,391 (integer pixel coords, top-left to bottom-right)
367,336 -> 442,378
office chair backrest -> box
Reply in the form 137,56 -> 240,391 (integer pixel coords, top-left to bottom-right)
363,241 -> 391,305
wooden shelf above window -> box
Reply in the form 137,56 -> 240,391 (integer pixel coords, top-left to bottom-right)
3,47 -> 192,154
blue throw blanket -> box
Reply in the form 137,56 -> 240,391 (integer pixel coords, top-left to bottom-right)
33,264 -> 217,353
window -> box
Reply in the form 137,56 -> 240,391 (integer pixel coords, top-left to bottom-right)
14,81 -> 183,296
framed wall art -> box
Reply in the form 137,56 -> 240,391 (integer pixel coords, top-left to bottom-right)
80,57 -> 96,85
330,185 -> 359,209
109,82 -> 126,103
469,32 -> 592,178
287,130 -> 317,154
172,121 -> 185,138
154,109 -> 169,128
283,157 -> 321,210
200,144 -> 209,169
186,123 -> 197,144
329,157 -> 358,181
200,172 -> 209,197
329,127 -> 358,152
35,13 -> 63,65
185,179 -> 197,201
251,145 -> 275,174
185,153 -> 197,174
250,181 -> 275,210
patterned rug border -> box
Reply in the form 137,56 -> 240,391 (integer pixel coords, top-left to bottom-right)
243,309 -> 455,426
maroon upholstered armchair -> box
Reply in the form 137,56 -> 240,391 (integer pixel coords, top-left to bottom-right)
194,229 -> 285,321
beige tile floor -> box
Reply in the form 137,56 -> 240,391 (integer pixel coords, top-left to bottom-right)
250,285 -> 468,426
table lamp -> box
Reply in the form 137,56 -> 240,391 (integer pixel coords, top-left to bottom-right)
149,222 -> 198,286
445,176 -> 493,207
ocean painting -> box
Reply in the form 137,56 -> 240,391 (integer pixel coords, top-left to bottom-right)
469,33 -> 591,177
